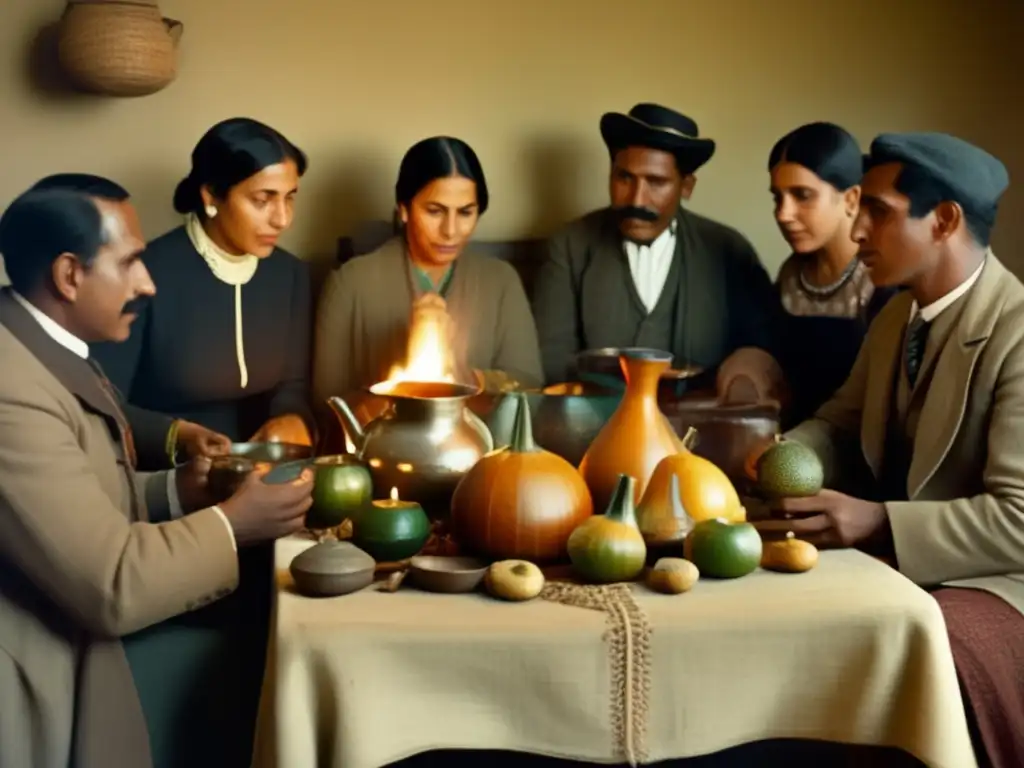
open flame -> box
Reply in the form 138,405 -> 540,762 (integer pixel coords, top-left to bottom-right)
377,302 -> 456,391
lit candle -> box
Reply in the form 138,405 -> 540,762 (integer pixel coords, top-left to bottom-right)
358,486 -> 432,562
372,486 -> 419,510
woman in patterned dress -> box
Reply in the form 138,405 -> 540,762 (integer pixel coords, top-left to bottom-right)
768,121 -> 898,427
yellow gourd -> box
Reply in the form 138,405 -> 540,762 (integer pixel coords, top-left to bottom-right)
484,560 -> 546,601
760,532 -> 819,573
645,558 -> 700,594
638,427 -> 745,525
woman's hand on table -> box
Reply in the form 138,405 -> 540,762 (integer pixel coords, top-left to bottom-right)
250,414 -> 312,446
752,489 -> 894,553
176,419 -> 232,459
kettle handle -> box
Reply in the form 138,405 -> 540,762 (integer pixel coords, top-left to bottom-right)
464,408 -> 495,452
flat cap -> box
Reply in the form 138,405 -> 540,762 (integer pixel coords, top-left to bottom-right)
867,132 -> 1009,212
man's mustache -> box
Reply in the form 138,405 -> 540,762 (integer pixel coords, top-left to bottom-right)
613,206 -> 659,223
122,294 -> 151,316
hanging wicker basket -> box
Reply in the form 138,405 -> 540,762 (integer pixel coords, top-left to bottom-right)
57,0 -> 184,97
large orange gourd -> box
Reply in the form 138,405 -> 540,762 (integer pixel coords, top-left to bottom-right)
578,350 -> 683,512
637,427 -> 746,526
450,393 -> 593,562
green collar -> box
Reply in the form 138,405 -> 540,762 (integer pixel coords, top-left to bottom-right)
411,262 -> 454,297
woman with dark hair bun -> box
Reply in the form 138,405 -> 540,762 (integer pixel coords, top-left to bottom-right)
89,117 -> 314,768
92,117 -> 315,446
768,121 -> 898,425
313,135 -> 543,403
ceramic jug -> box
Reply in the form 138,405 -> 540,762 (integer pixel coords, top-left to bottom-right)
578,350 -> 683,512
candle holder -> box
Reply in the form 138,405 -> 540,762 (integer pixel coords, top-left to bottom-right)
352,487 -> 431,562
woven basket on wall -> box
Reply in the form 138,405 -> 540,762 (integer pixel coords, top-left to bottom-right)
57,0 -> 184,97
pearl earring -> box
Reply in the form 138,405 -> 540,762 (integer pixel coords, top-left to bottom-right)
205,204 -> 218,219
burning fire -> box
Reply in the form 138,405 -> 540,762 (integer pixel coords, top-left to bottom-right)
378,301 -> 456,390
341,302 -> 460,452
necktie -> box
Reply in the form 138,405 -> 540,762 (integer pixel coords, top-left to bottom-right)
86,357 -> 138,467
905,313 -> 931,387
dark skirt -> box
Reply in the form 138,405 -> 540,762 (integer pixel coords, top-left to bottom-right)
933,587 -> 1024,768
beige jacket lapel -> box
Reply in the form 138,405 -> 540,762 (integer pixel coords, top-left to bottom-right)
860,292 -> 911,477
907,257 -> 1004,497
0,290 -> 123,430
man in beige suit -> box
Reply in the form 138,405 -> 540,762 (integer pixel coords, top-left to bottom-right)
0,176 -> 315,768
755,133 -> 1022,767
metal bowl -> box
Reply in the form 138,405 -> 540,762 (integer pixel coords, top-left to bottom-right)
207,441 -> 315,501
226,441 -> 314,463
574,347 -> 705,396
472,385 -> 621,467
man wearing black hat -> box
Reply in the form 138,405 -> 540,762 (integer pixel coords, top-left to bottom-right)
531,103 -> 784,397
755,132 -> 1023,767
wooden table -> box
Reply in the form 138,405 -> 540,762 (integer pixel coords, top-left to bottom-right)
253,536 -> 975,768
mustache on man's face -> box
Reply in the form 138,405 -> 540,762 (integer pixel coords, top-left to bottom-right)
613,205 -> 659,223
121,294 -> 151,316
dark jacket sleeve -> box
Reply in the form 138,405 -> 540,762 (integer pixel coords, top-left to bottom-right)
724,235 -> 784,361
267,257 -> 315,437
531,228 -> 583,385
90,301 -> 175,469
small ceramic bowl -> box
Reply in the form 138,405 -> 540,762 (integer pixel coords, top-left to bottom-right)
289,541 -> 376,597
208,442 -> 314,500
408,555 -> 489,594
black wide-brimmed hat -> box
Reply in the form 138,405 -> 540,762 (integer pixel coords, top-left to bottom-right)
600,103 -> 716,174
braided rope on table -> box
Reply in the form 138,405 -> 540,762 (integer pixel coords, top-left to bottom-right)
540,582 -> 652,767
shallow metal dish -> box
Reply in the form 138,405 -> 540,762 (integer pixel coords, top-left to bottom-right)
226,441 -> 314,463
575,347 -> 705,396
408,555 -> 489,594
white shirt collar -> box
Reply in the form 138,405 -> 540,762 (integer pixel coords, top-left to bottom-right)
10,290 -> 90,359
911,255 -> 987,323
623,219 -> 678,314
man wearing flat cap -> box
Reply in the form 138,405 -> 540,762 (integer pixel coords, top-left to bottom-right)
531,103 -> 784,399
755,131 -> 1023,767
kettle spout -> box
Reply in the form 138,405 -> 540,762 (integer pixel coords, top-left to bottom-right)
326,396 -> 366,454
